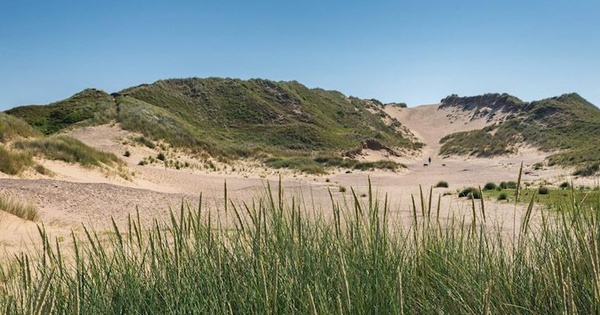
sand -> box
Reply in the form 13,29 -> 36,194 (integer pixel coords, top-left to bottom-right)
0,104 -> 589,257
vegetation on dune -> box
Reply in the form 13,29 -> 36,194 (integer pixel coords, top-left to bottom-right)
5,89 -> 116,134
0,194 -> 39,221
13,136 -> 122,168
0,113 -> 122,175
1,181 -> 600,313
5,78 -> 420,172
117,78 -> 420,155
265,155 -> 404,174
0,146 -> 34,175
0,113 -> 42,141
439,93 -> 600,175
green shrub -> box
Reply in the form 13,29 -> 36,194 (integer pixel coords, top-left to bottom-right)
458,187 -> 481,199
434,181 -> 449,188
497,192 -> 508,201
559,182 -> 570,189
538,186 -> 549,195
157,152 -> 166,161
124,150 -> 131,157
483,182 -> 497,191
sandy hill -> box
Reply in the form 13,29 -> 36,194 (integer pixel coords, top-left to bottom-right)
1,80 -> 600,258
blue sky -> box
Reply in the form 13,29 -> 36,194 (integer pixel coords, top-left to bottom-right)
1,0 -> 599,109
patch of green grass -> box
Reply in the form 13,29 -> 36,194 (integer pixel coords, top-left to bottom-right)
484,186 -> 600,210
0,145 -> 34,175
0,113 -> 42,142
0,194 -> 39,221
14,135 -> 121,168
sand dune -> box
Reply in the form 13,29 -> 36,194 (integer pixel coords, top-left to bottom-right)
0,106 -> 585,257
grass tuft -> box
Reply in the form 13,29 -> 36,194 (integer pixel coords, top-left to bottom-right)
0,194 -> 39,221
14,135 -> 121,168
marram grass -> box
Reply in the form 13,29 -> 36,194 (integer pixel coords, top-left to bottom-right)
1,180 -> 600,314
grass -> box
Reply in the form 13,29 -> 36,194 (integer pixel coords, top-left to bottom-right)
13,135 -> 122,168
1,179 -> 600,313
482,186 -> 600,210
0,194 -> 39,221
266,156 -> 404,173
0,146 -> 34,175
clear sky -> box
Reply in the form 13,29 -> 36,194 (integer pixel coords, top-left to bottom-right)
1,0 -> 599,110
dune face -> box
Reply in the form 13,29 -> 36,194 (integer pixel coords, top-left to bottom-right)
1,82 -> 599,257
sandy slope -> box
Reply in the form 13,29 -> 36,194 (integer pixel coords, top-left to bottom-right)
0,108 -> 586,258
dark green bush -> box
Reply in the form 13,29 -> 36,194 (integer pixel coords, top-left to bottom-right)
458,187 -> 481,199
483,182 -> 497,191
538,186 -> 549,195
435,181 -> 449,188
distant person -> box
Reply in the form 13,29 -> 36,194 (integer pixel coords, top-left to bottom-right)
428,156 -> 432,164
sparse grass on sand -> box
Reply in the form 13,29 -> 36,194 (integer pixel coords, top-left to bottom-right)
0,194 -> 39,221
0,146 -> 34,175
14,135 -> 122,168
1,176 -> 600,314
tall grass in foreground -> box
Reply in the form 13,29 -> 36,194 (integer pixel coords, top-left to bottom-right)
1,182 -> 600,314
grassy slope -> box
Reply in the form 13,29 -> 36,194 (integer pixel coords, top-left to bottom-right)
0,112 -> 122,175
117,78 -> 419,156
6,78 -> 420,171
5,89 -> 116,134
439,93 -> 600,173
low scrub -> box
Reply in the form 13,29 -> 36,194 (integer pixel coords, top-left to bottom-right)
0,194 -> 39,221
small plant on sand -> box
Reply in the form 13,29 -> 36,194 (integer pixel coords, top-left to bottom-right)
124,150 -> 131,157
157,152 -> 166,161
339,186 -> 346,193
538,186 -> 549,195
483,182 -> 497,191
497,192 -> 508,201
434,181 -> 449,188
458,187 -> 481,199
559,181 -> 570,189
